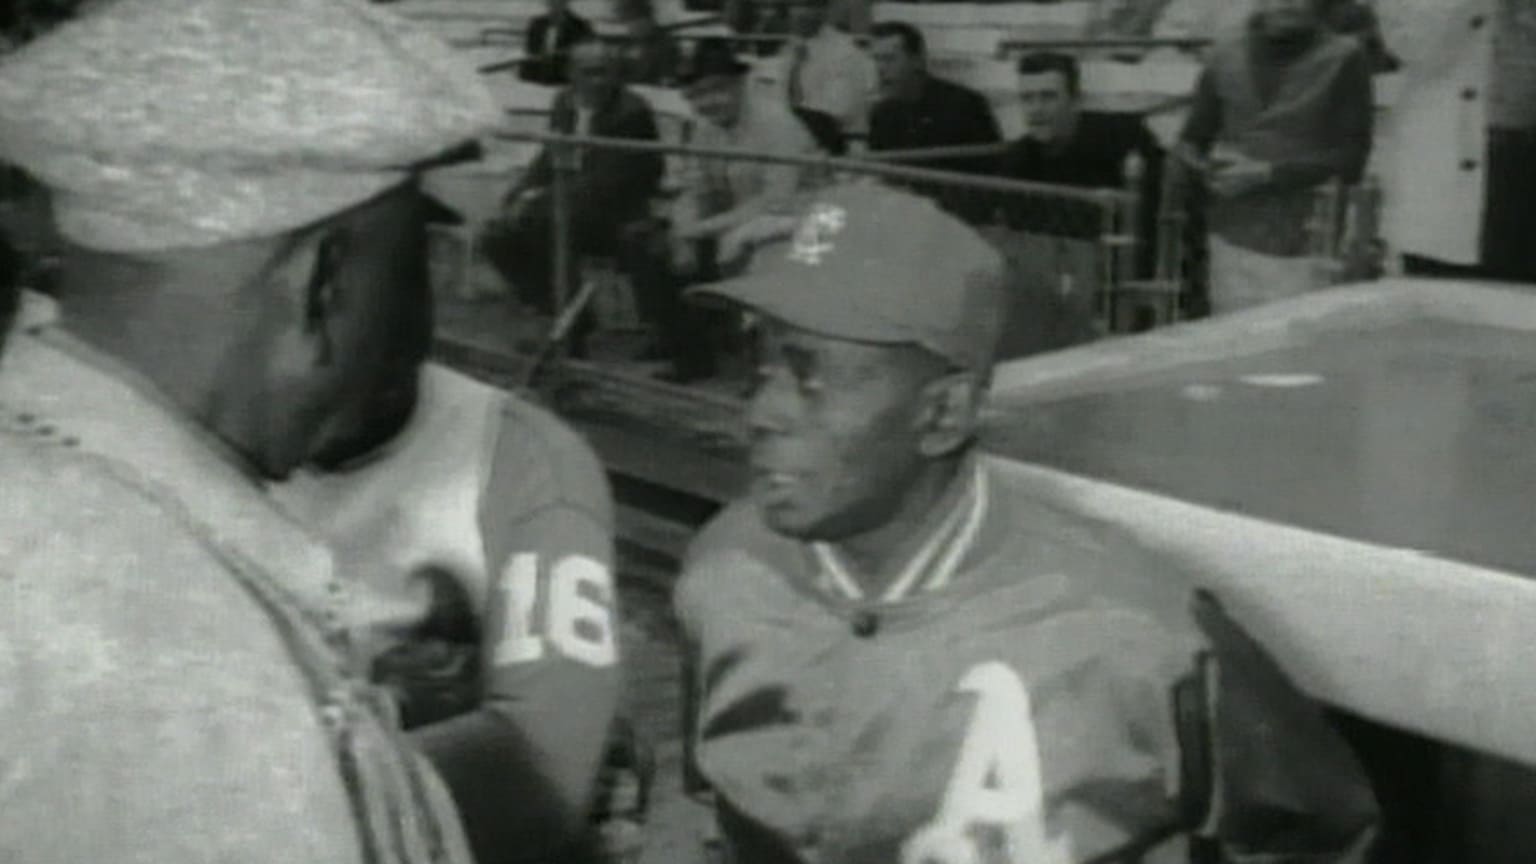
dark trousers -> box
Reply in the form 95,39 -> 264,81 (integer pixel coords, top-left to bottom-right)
624,222 -> 722,377
482,199 -> 667,356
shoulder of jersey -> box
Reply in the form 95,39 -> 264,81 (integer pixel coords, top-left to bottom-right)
420,362 -> 609,521
675,496 -> 811,617
684,497 -> 793,571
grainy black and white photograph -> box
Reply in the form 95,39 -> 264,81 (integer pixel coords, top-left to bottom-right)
1,0 -> 1533,862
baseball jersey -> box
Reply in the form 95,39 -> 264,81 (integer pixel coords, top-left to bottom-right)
270,362 -> 619,864
675,453 -> 1377,864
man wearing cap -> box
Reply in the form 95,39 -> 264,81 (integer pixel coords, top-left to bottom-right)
673,182 -> 1379,864
0,1 -> 615,862
635,37 -> 819,382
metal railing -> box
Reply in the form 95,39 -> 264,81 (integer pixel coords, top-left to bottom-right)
996,35 -> 1211,58
460,129 -> 1182,381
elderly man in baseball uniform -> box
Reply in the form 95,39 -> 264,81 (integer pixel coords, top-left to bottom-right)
0,1 -> 617,862
673,182 -> 1379,864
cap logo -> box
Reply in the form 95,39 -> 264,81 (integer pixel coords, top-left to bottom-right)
787,202 -> 846,266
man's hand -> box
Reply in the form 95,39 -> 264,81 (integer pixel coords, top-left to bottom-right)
1207,152 -> 1273,199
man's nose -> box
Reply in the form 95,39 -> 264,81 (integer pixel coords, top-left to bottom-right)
747,373 -> 796,437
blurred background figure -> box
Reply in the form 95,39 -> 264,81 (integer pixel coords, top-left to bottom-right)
633,38 -> 820,383
1177,0 -> 1372,314
1001,51 -> 1159,191
483,36 -> 664,355
866,20 -> 1001,175
522,0 -> 595,84
1320,0 -> 1399,73
614,0 -> 680,84
773,0 -> 876,137
1388,0 -> 1536,285
998,51 -> 1161,249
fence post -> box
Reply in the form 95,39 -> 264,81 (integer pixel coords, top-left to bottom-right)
551,135 -> 575,358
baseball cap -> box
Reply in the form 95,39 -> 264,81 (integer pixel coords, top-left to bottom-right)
0,0 -> 500,252
690,181 -> 1008,371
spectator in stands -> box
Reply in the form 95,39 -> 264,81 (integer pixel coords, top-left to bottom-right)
773,0 -> 877,136
616,0 -> 680,85
1320,0 -> 1399,73
867,21 -> 1001,174
522,0 -> 595,84
637,37 -> 820,382
1001,52 -> 1160,191
997,52 -> 1162,240
1177,0 -> 1372,314
484,37 -> 664,351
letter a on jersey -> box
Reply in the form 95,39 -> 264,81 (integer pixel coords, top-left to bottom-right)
903,662 -> 1074,864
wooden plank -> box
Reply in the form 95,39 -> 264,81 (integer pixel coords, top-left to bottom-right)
573,417 -> 746,506
616,501 -> 699,562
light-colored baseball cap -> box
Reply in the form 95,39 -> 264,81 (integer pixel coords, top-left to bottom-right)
691,181 -> 1008,371
0,0 -> 500,252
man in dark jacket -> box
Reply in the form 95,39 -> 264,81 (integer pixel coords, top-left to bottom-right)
867,21 -> 1001,222
521,0 -> 594,84
485,38 -> 664,327
997,51 -> 1162,233
867,21 -> 1001,174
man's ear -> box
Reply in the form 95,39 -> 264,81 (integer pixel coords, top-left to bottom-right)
261,223 -> 348,375
915,371 -> 984,458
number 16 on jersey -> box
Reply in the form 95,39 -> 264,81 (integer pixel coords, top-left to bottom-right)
493,553 -> 618,668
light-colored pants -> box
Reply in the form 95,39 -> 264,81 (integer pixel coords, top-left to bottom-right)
1208,234 -> 1323,315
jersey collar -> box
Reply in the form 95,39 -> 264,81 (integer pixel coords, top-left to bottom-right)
810,457 -> 991,604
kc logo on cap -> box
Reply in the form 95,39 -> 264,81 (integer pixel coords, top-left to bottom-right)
787,202 -> 847,266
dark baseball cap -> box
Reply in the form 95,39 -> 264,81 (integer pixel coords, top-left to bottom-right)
691,181 -> 1008,370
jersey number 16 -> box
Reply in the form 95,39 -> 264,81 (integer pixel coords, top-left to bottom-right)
493,553 -> 618,668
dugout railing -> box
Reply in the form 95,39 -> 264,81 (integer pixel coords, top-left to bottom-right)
468,129 -> 1181,355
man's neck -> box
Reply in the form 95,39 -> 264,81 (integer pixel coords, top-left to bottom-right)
830,454 -> 971,596
58,260 -> 268,477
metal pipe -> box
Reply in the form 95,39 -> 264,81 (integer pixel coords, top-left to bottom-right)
490,129 -> 1129,206
996,36 -> 1211,57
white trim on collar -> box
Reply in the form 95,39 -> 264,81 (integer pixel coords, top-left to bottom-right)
812,460 -> 990,604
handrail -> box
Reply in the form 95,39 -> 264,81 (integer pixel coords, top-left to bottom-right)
489,129 -> 1130,205
997,35 -> 1211,57
862,141 -> 1012,164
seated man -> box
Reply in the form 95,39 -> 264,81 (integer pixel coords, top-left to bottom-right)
674,182 -> 1379,864
616,0 -> 681,85
773,0 -> 877,136
521,0 -> 594,85
998,51 -> 1162,237
866,20 -> 1001,221
635,38 -> 820,382
482,37 -> 664,346
867,21 -> 1001,174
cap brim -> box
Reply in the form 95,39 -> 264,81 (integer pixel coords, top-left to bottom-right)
687,268 -> 909,347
